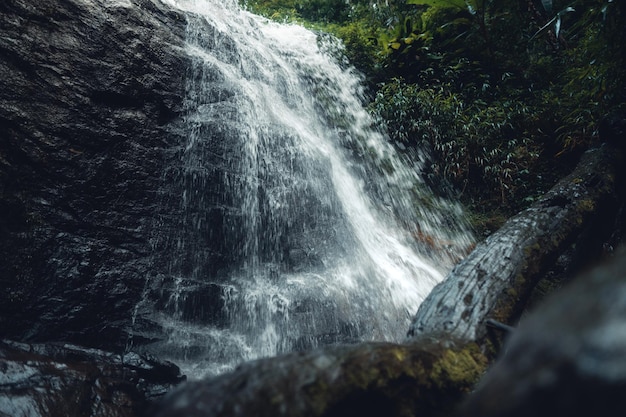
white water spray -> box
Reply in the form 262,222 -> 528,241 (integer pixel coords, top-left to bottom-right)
137,0 -> 474,379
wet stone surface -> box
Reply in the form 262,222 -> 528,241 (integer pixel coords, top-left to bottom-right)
0,340 -> 185,417
0,0 -> 188,349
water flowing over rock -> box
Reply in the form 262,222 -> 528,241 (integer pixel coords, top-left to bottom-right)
148,143 -> 626,417
0,0 -> 474,411
128,0 -> 475,379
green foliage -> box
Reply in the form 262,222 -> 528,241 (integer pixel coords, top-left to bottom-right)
325,19 -> 381,76
241,0 -> 356,23
378,7 -> 483,88
546,0 -> 626,152
372,0 -> 624,213
297,0 -> 351,23
242,0 -> 626,217
370,79 -> 542,207
406,0 -> 478,12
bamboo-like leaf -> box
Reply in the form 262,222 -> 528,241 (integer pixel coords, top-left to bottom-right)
406,0 -> 466,10
554,14 -> 561,38
602,0 -> 613,21
558,7 -> 575,17
530,16 -> 557,41
529,7 -> 574,41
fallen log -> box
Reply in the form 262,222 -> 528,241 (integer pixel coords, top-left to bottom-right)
152,341 -> 486,417
408,145 -> 622,348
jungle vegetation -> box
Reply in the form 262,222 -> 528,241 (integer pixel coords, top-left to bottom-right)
241,0 -> 626,235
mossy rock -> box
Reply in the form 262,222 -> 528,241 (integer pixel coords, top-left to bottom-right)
153,341 -> 487,417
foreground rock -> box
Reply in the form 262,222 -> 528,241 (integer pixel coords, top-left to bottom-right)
0,0 -> 187,349
152,253 -> 626,417
460,250 -> 626,417
152,341 -> 486,417
0,340 -> 184,417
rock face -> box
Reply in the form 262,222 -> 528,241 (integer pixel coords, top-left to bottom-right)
0,339 -> 185,417
0,0 -> 188,350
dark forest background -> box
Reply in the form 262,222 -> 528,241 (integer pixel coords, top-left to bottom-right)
242,0 -> 626,236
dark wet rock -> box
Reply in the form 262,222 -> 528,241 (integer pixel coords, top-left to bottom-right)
0,0 -> 188,350
151,341 -> 487,417
0,339 -> 185,417
408,145 -> 623,348
460,250 -> 626,417
151,278 -> 229,326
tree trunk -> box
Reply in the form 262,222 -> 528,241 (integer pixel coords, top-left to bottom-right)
152,341 -> 487,417
408,145 -> 622,348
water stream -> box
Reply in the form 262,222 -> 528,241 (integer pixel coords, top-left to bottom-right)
134,0 -> 474,379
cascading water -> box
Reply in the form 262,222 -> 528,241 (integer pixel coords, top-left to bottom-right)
132,0 -> 474,379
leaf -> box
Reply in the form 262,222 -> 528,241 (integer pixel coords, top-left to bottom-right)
554,14 -> 561,38
529,17 -> 556,41
406,0 -> 466,10
541,0 -> 552,13
529,7 -> 574,41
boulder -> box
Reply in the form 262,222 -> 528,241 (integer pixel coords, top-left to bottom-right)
151,341 -> 486,417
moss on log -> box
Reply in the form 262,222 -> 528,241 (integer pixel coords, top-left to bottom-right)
408,145 -> 622,348
153,342 -> 487,417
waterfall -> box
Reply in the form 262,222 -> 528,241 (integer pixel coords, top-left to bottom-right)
134,0 -> 474,379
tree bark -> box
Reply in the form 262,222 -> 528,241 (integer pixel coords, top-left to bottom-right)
408,145 -> 623,347
152,341 -> 487,417
459,250 -> 626,417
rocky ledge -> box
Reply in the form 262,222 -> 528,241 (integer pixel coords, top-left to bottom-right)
0,340 -> 184,417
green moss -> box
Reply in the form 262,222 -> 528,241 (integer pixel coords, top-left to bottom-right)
299,343 -> 490,417
466,209 -> 507,238
523,242 -> 542,257
430,346 -> 487,390
578,199 -> 596,213
487,271 -> 530,336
